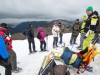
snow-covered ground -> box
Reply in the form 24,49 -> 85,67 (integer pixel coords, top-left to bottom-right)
0,33 -> 100,75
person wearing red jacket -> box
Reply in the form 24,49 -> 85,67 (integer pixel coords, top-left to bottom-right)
0,23 -> 22,73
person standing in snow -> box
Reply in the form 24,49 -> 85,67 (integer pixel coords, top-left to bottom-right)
80,6 -> 99,54
52,22 -> 60,48
58,22 -> 64,46
0,35 -> 12,75
23,24 -> 37,54
0,23 -> 22,73
70,19 -> 80,45
38,27 -> 47,51
77,15 -> 87,50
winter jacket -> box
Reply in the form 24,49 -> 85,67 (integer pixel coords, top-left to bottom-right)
84,11 -> 99,33
0,35 -> 8,59
0,27 -> 12,50
38,27 -> 46,41
59,25 -> 64,34
72,23 -> 80,31
23,27 -> 34,39
80,22 -> 86,33
52,25 -> 60,37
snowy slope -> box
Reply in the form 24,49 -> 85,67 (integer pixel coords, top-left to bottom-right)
0,33 -> 100,75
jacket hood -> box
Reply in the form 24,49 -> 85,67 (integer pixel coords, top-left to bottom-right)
0,27 -> 8,32
38,27 -> 43,32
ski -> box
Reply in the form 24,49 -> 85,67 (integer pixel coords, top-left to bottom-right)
38,56 -> 47,75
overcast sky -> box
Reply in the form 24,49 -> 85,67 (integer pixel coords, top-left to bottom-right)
0,0 -> 100,24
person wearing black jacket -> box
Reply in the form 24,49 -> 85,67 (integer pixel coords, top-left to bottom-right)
23,24 -> 37,54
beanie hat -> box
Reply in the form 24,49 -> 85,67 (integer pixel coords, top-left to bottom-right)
1,23 -> 8,29
76,19 -> 79,21
86,6 -> 93,12
59,22 -> 61,24
82,15 -> 87,21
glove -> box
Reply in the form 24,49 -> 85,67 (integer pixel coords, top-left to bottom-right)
84,36 -> 87,39
72,30 -> 74,33
85,30 -> 93,37
46,34 -> 48,36
2,58 -> 10,65
98,34 -> 100,37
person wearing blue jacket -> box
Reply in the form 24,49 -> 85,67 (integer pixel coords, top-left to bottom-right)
0,35 -> 12,75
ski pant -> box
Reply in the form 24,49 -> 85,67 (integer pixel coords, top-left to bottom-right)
83,32 -> 95,50
40,41 -> 46,51
59,34 -> 63,44
53,37 -> 58,47
28,38 -> 35,53
0,57 -> 12,75
79,33 -> 85,48
70,33 -> 78,44
8,49 -> 17,70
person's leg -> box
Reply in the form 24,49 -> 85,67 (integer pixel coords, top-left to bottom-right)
31,38 -> 36,51
5,63 -> 12,75
28,39 -> 32,53
83,33 -> 95,50
80,33 -> 85,49
40,41 -> 43,51
53,37 -> 56,48
56,37 -> 58,47
43,41 -> 46,50
8,49 -> 17,70
0,59 -> 12,75
70,33 -> 73,44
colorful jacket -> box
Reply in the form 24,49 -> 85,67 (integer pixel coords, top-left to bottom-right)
0,35 -> 8,59
80,22 -> 86,33
0,27 -> 12,50
84,11 -> 99,33
38,27 -> 46,41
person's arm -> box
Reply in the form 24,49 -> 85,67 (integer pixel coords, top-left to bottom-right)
0,36 -> 8,59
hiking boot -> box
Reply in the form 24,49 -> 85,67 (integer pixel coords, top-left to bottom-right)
33,50 -> 37,52
77,46 -> 81,48
12,67 -> 22,73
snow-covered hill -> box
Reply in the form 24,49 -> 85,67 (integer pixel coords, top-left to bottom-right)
0,33 -> 100,75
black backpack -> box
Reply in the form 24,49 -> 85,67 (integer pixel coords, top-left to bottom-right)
24,28 -> 31,38
37,32 -> 41,39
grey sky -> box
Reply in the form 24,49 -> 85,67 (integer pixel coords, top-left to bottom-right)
0,0 -> 100,24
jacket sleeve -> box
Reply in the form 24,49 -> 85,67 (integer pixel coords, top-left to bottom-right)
0,36 -> 8,59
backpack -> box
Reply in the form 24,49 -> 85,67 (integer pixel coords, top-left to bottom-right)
96,16 -> 100,33
53,65 -> 70,75
37,32 -> 41,39
25,28 -> 31,38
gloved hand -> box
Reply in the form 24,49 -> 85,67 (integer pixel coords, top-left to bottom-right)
2,58 -> 10,65
85,30 -> 93,37
46,34 -> 48,36
98,33 -> 100,37
72,30 -> 74,33
84,36 -> 87,39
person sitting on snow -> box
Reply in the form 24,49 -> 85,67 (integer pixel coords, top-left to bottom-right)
0,23 -> 22,73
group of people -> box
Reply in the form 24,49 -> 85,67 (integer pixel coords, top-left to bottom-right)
0,6 -> 99,75
70,6 -> 100,52
22,22 -> 64,54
